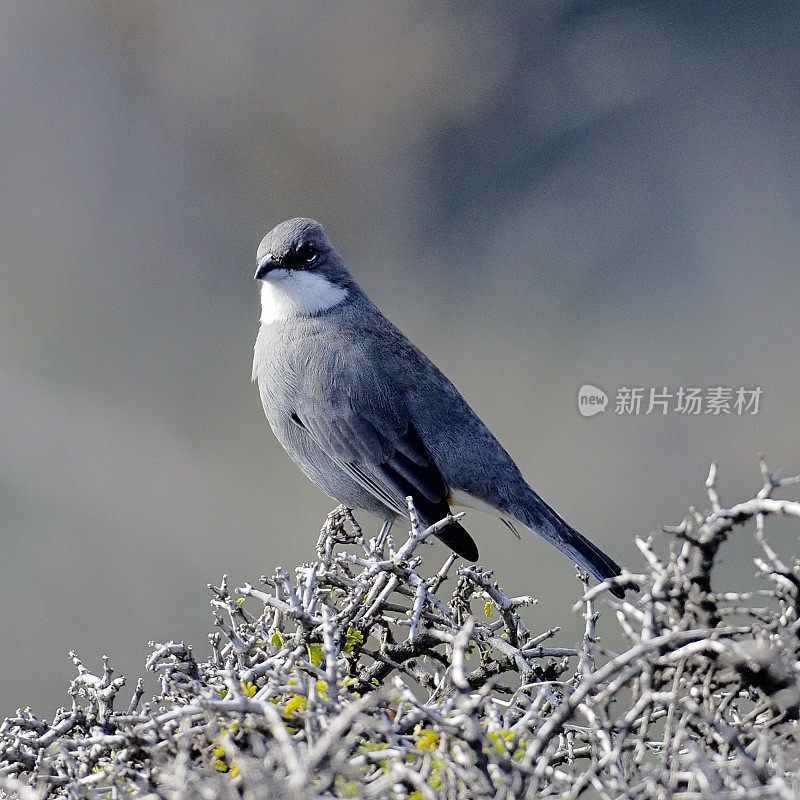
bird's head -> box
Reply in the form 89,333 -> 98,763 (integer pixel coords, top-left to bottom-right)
255,218 -> 353,324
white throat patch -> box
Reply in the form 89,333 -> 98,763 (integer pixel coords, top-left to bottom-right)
259,270 -> 348,325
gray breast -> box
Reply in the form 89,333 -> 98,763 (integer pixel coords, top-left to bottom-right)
253,316 -> 394,520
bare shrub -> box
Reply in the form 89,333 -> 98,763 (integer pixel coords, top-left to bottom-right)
2,462 -> 800,799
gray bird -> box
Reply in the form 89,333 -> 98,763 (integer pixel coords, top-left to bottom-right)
252,218 -> 625,596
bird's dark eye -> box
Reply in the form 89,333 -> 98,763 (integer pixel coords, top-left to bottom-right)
295,243 -> 317,264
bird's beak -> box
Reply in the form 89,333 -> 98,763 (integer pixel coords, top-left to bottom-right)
255,255 -> 282,280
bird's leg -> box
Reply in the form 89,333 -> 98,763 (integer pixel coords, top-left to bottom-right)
376,519 -> 393,552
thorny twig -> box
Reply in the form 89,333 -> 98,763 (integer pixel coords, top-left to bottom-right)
3,467 -> 800,799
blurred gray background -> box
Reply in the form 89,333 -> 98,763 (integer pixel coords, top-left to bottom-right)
2,0 -> 799,716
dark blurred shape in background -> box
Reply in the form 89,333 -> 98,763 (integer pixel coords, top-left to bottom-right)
2,1 -> 799,714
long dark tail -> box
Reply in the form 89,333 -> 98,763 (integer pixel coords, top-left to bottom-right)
513,487 -> 627,598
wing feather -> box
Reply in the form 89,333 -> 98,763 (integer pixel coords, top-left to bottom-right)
289,371 -> 479,560
292,389 -> 445,520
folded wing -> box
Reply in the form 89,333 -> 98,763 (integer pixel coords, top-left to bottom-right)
291,389 -> 478,560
